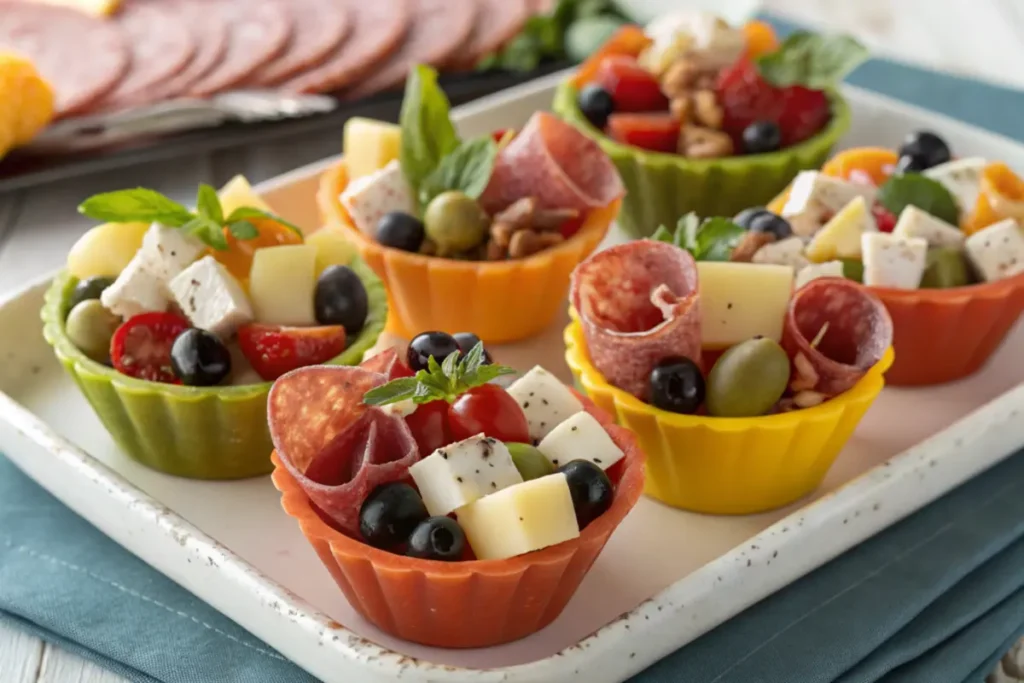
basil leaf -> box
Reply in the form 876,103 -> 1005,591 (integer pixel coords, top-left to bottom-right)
363,378 -> 422,406
441,349 -> 461,378
461,342 -> 485,376
676,212 -> 700,250
228,220 -> 259,240
878,174 -> 960,226
418,136 -> 498,208
196,183 -> 224,224
182,217 -> 228,251
399,65 -> 460,196
651,225 -> 673,243
225,207 -> 303,237
692,218 -> 746,261
466,364 -> 518,386
756,32 -> 869,89
78,189 -> 194,227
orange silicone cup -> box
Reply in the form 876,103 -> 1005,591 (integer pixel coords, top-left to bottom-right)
318,161 -> 617,344
271,395 -> 646,649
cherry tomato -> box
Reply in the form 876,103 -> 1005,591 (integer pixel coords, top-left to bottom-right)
447,384 -> 530,443
110,312 -> 190,384
237,323 -> 346,381
361,348 -> 415,381
606,113 -> 681,153
592,55 -> 667,113
405,400 -> 451,456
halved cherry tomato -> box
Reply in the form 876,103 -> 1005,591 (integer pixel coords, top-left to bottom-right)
606,112 -> 680,153
211,217 -> 303,284
448,384 -> 530,443
238,323 -> 346,381
593,55 -> 668,113
405,400 -> 451,456
572,25 -> 652,88
110,312 -> 190,384
361,348 -> 414,381
871,204 -> 897,233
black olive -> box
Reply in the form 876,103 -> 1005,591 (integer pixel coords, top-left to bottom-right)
748,212 -> 794,240
649,356 -> 705,414
453,331 -> 492,365
406,516 -> 466,561
66,276 -> 115,318
170,329 -> 232,386
377,212 -> 425,253
558,460 -> 614,530
359,483 -> 429,549
741,121 -> 782,155
314,265 -> 369,338
734,207 -> 771,229
577,85 -> 615,129
896,130 -> 951,172
406,331 -> 460,372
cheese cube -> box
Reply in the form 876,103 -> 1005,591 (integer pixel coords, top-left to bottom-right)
782,172 -> 878,237
248,244 -> 317,326
805,196 -> 877,262
538,411 -> 624,470
100,255 -> 170,319
169,256 -> 253,338
964,218 -> 1024,282
339,159 -> 415,237
696,262 -> 794,349
892,206 -> 965,250
861,233 -> 928,289
923,157 -> 987,213
456,473 -> 580,561
343,118 -> 402,180
752,236 -> 810,269
795,260 -> 845,289
409,434 -> 524,517
217,175 -> 274,215
138,222 -> 205,281
506,366 -> 584,443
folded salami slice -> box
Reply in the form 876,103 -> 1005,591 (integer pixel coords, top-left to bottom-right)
571,241 -> 702,400
269,365 -> 419,537
481,112 -> 626,214
781,278 -> 893,397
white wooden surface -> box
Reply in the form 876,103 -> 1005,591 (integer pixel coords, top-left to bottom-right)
1,1 -> 1023,681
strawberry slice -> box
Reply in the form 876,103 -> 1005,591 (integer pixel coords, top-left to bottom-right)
592,55 -> 668,113
606,112 -> 681,154
110,312 -> 190,384
238,324 -> 346,381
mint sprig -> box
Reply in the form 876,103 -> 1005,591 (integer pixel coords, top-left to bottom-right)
756,32 -> 869,90
363,342 -> 517,407
651,212 -> 745,261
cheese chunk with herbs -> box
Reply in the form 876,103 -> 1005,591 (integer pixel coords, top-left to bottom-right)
805,196 -> 877,262
861,233 -> 928,289
409,434 -> 524,517
752,236 -> 810,269
892,206 -> 965,250
795,260 -> 845,289
923,157 -> 987,213
697,262 -> 794,349
537,411 -> 624,470
781,171 -> 878,237
343,118 -> 402,180
248,244 -> 317,326
964,218 -> 1024,282
100,256 -> 169,318
339,159 -> 415,236
456,473 -> 580,561
138,222 -> 205,281
506,366 -> 584,443
169,256 -> 253,338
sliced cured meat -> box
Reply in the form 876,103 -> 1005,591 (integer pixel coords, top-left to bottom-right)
361,348 -> 414,381
135,0 -> 229,101
0,2 -> 128,116
571,241 -> 702,400
187,0 -> 292,97
269,365 -> 420,538
282,0 -> 409,95
248,0 -> 351,86
454,0 -> 530,69
781,278 -> 893,397
342,0 -> 477,100
480,112 -> 626,214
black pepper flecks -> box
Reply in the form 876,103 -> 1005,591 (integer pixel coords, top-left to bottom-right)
456,476 -> 463,483
523,401 -> 530,409
571,425 -> 578,432
490,482 -> 497,489
440,450 -> 448,460
542,399 -> 549,405
595,458 -> 602,464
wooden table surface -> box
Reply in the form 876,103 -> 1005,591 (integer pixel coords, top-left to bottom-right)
2,1 -> 1024,681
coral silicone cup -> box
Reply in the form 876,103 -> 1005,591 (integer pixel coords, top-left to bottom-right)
318,161 -> 618,344
271,395 -> 645,649
564,312 -> 894,515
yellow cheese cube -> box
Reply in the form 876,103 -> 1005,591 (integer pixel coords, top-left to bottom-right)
697,262 -> 794,350
67,221 -> 149,279
343,118 -> 401,180
218,175 -> 273,215
805,196 -> 877,263
305,228 -> 356,276
456,473 -> 580,561
248,245 -> 317,326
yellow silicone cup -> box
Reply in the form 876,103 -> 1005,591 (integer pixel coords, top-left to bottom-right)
564,311 -> 895,515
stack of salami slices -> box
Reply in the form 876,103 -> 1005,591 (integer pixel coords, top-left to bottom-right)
0,0 -> 540,120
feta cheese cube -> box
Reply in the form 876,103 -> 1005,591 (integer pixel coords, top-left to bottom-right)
752,236 -> 810,269
339,159 -> 415,237
697,262 -> 794,349
964,218 -> 1024,282
100,255 -> 170,319
782,172 -> 878,237
804,196 -> 877,262
456,473 -> 580,561
537,411 -> 624,471
409,434 -> 524,517
506,366 -> 584,443
642,11 -> 745,72
892,206 -> 965,250
169,256 -> 253,338
138,222 -> 205,281
861,233 -> 928,289
923,157 -> 987,213
795,260 -> 845,289
248,245 -> 317,326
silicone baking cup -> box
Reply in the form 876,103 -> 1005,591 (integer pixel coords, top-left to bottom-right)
271,395 -> 645,649
318,161 -> 617,344
564,311 -> 893,515
552,80 -> 851,239
41,259 -> 387,480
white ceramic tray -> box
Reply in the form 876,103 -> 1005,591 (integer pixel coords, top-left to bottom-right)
2,73 -> 1024,683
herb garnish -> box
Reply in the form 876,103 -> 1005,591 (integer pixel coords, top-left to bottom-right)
755,32 -> 869,90
651,212 -> 746,261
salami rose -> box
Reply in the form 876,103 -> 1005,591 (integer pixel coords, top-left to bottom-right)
570,240 -> 701,400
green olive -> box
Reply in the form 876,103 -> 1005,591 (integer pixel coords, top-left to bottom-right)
65,276 -> 115,319
506,442 -> 556,481
706,337 -> 791,417
65,299 -> 121,362
840,259 -> 864,283
921,247 -> 972,288
423,191 -> 490,255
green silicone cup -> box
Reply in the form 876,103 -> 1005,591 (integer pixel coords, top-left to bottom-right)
41,256 -> 388,480
552,80 -> 852,238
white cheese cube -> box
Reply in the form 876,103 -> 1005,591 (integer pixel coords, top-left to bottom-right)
537,411 -> 624,471
409,434 -> 524,517
795,260 -> 845,290
964,218 -> 1024,282
782,172 -> 878,237
339,159 -> 415,237
248,244 -> 317,326
100,255 -> 170,319
892,206 -> 965,250
805,196 -> 877,262
169,256 -> 253,338
861,233 -> 928,289
923,157 -> 987,213
505,366 -> 584,443
752,236 -> 810,269
138,222 -> 205,281
697,262 -> 794,349
456,473 -> 580,561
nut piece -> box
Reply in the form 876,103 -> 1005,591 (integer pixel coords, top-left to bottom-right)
669,97 -> 692,123
693,89 -> 723,129
494,197 -> 536,231
730,231 -> 776,262
533,207 -> 579,232
681,126 -> 734,158
490,221 -> 516,250
486,240 -> 506,261
508,230 -> 542,259
660,58 -> 700,99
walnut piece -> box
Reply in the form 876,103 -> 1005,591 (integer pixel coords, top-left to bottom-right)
693,89 -> 723,129
669,97 -> 692,123
660,58 -> 700,99
730,231 -> 775,262
681,126 -> 734,158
